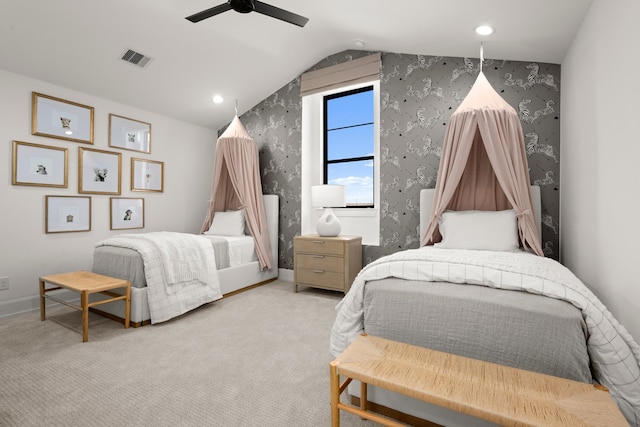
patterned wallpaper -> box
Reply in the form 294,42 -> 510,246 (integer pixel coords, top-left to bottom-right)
236,50 -> 560,269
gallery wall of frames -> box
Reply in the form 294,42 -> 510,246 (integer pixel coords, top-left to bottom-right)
12,92 -> 164,234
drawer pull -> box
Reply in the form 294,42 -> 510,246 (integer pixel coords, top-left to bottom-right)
312,240 -> 325,244
312,255 -> 325,258
313,270 -> 325,274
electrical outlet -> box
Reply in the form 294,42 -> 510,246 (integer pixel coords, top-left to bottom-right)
0,276 -> 9,291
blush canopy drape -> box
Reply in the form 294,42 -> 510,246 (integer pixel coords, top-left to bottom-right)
200,115 -> 273,270
421,72 -> 543,256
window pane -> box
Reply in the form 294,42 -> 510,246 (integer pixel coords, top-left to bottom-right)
327,124 -> 374,160
327,160 -> 374,206
326,89 -> 373,130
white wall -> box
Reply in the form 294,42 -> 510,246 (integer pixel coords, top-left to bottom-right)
561,0 -> 640,343
0,69 -> 217,316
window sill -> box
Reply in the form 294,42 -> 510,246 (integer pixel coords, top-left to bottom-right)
334,208 -> 378,217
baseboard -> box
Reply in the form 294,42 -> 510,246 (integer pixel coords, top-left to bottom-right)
0,290 -> 79,319
278,268 -> 293,282
0,269 -> 295,320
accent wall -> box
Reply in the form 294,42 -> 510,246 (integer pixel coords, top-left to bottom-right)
238,50 -> 561,269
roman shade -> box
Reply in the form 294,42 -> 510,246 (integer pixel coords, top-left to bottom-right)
421,72 -> 543,256
200,116 -> 273,270
300,52 -> 381,97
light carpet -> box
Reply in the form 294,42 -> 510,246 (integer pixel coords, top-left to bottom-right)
0,280 -> 375,427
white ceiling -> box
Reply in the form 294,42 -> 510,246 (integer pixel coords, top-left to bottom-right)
0,0 -> 593,131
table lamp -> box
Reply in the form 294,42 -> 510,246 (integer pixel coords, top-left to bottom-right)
311,184 -> 346,237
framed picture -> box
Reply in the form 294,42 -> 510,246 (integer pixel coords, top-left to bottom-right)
110,197 -> 144,230
109,114 -> 151,153
131,158 -> 164,192
32,92 -> 94,144
78,147 -> 121,195
45,196 -> 91,233
12,141 -> 68,187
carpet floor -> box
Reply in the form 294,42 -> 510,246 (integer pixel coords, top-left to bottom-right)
0,280 -> 377,427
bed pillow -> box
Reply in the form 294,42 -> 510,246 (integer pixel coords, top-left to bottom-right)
435,209 -> 519,251
205,210 -> 245,236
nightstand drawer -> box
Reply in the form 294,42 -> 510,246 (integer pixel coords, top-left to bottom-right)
296,254 -> 344,273
295,238 -> 345,256
296,268 -> 344,290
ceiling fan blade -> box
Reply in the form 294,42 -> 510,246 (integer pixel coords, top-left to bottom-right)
186,3 -> 233,23
253,1 -> 308,27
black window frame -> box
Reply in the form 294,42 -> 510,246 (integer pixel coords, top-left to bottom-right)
323,85 -> 375,208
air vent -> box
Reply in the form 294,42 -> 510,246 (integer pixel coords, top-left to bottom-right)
120,49 -> 152,68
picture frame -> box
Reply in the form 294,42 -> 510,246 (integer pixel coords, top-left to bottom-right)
131,158 -> 164,192
45,196 -> 91,233
12,141 -> 68,188
32,92 -> 94,144
110,197 -> 144,230
109,114 -> 152,153
78,147 -> 121,195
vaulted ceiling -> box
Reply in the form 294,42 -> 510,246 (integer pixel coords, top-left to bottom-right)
0,0 -> 593,130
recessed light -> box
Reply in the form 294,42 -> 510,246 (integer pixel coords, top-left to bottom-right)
213,95 -> 224,104
354,39 -> 365,48
475,25 -> 494,36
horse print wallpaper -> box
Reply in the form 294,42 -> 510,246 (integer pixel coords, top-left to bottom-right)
234,50 -> 560,269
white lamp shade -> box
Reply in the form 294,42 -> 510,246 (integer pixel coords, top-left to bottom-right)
311,185 -> 346,208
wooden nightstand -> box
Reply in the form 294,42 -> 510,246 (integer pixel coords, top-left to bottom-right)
294,235 -> 362,294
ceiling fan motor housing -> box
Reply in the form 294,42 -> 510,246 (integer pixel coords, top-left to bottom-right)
231,0 -> 255,13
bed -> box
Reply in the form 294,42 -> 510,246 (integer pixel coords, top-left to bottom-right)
330,188 -> 640,427
90,194 -> 279,326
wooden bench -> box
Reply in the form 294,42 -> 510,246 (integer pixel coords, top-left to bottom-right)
40,271 -> 130,342
330,334 -> 627,427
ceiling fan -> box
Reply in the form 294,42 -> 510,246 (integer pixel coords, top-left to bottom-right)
186,0 -> 309,27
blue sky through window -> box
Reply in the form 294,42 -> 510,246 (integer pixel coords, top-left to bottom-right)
325,87 -> 374,206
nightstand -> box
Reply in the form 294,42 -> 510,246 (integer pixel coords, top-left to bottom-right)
294,235 -> 362,294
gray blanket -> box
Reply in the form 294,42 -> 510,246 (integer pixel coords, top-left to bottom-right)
92,235 -> 230,289
363,278 -> 591,383
204,236 -> 231,270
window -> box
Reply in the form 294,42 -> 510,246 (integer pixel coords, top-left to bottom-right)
323,86 -> 374,207
301,78 -> 381,246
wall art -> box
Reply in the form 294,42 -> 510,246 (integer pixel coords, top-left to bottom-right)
109,114 -> 151,153
12,141 -> 68,187
131,158 -> 164,192
32,92 -> 94,144
45,195 -> 91,233
110,197 -> 144,230
78,147 -> 121,195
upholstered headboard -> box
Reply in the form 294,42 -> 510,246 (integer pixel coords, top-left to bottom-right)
263,194 -> 279,266
419,185 -> 542,241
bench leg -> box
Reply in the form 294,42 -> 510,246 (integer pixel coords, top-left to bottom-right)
124,284 -> 131,329
360,381 -> 368,418
81,290 -> 89,342
39,279 -> 46,321
330,361 -> 340,427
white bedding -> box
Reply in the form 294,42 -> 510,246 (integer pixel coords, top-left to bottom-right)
330,246 -> 640,426
201,235 -> 257,267
96,232 -> 222,324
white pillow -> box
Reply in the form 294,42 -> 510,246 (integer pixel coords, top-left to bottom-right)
435,209 -> 519,251
205,210 -> 245,236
